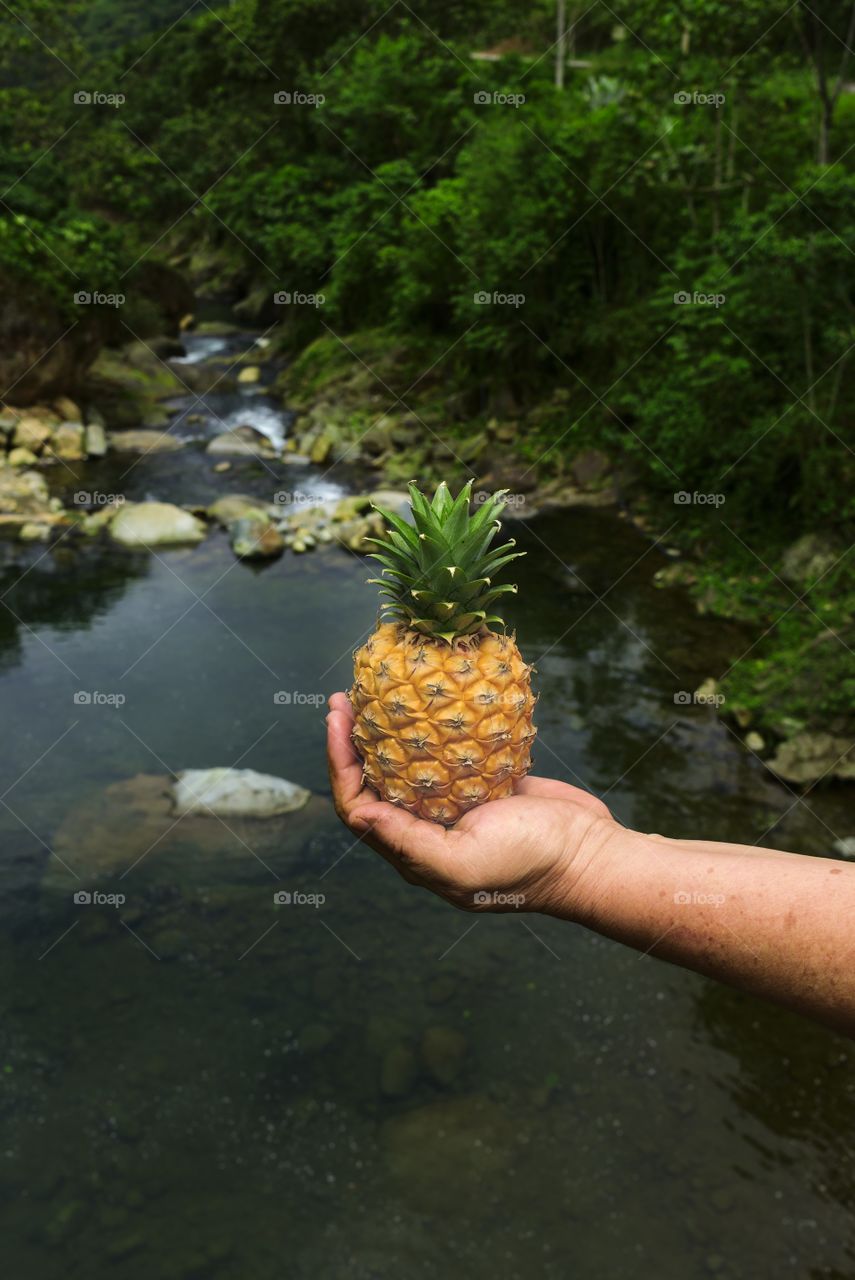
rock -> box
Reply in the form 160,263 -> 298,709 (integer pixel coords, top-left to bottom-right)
84,422 -> 107,457
213,461 -> 231,472
7,446 -> 39,467
380,1044 -> 418,1098
206,494 -> 269,528
47,421 -> 86,461
172,768 -> 311,818
206,426 -> 276,458
744,731 -> 765,753
383,1096 -> 514,1213
0,468 -> 51,515
53,395 -> 82,421
767,733 -> 855,785
19,522 -> 51,542
229,516 -> 285,559
13,416 -> 52,453
332,494 -> 372,522
832,838 -> 855,859
571,447 -> 611,488
309,434 -> 333,464
654,563 -> 697,588
106,429 -> 183,454
368,489 -> 411,515
237,365 -> 261,384
0,407 -> 18,435
109,502 -> 207,547
693,678 -> 720,705
781,534 -> 840,587
298,1023 -> 335,1054
421,1025 -> 467,1087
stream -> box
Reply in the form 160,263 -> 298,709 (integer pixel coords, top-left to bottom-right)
0,325 -> 853,1279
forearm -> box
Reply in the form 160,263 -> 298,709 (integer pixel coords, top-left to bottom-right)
558,823 -> 855,1036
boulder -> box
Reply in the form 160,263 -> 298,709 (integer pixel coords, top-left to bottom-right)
106,429 -> 183,454
206,494 -> 269,528
19,521 -> 51,542
48,421 -> 86,461
229,516 -> 285,559
7,446 -> 39,467
832,837 -> 855,859
571,447 -> 612,488
84,423 -> 108,457
420,1025 -> 467,1087
0,468 -> 52,516
206,426 -> 276,458
237,365 -> 261,384
309,434 -> 333,464
109,502 -> 207,547
172,768 -> 310,818
780,534 -> 840,587
13,416 -> 52,453
767,732 -> 855,785
53,396 -> 83,421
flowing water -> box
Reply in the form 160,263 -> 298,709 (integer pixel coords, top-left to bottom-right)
0,328 -> 853,1279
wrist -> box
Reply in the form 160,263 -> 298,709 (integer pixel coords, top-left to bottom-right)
546,815 -> 649,925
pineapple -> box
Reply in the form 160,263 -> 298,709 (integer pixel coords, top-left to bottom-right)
349,480 -> 537,825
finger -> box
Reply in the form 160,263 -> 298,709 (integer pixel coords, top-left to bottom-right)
326,702 -> 364,817
328,690 -> 352,716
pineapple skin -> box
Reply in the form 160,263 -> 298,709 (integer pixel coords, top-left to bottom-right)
350,621 -> 537,825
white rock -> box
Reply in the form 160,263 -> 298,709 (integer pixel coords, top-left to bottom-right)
110,501 -> 206,547
833,838 -> 855,859
172,768 -> 310,818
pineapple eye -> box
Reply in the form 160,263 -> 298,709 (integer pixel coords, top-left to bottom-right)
378,661 -> 391,678
415,773 -> 436,789
476,690 -> 496,705
426,681 -> 448,697
389,697 -> 406,715
497,661 -> 511,675
457,660 -> 473,674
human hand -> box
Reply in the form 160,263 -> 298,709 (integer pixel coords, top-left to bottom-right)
326,691 -> 620,917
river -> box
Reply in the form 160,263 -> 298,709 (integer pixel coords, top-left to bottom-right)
0,325 -> 852,1279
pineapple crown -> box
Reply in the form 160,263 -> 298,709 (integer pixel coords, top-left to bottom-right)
366,480 -> 524,643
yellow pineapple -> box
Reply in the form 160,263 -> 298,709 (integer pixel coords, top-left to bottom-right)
350,481 -> 537,825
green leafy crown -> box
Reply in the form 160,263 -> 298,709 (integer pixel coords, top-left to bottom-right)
366,480 -> 524,642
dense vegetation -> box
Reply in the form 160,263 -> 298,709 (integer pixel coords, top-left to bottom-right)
2,0 -> 853,730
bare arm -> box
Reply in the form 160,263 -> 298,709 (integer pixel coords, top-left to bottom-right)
326,692 -> 855,1037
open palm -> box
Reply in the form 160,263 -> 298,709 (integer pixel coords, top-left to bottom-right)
326,692 -> 615,915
